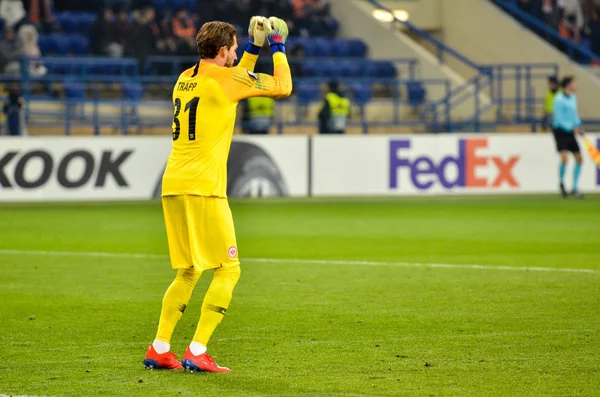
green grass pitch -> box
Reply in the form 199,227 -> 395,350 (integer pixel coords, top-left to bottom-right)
0,196 -> 599,396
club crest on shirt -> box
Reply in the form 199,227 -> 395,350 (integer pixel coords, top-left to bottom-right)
228,246 -> 238,258
247,70 -> 258,80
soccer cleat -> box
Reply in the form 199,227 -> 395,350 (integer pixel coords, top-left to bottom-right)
143,344 -> 183,370
181,347 -> 231,372
571,190 -> 584,199
560,183 -> 568,198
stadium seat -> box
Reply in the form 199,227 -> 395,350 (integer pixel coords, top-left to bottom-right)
123,83 -> 145,100
378,61 -> 397,78
406,81 -> 426,107
345,62 -> 364,78
87,63 -> 116,76
56,12 -> 78,34
51,34 -> 71,55
348,40 -> 368,58
169,0 -> 192,10
69,35 -> 90,55
311,38 -> 333,58
331,39 -> 351,58
303,60 -> 321,77
47,62 -> 73,75
351,83 -> 372,106
321,60 -> 338,78
38,34 -> 53,55
64,80 -> 86,100
296,83 -> 321,105
76,13 -> 97,33
365,61 -> 397,78
365,61 -> 380,78
337,61 -> 356,78
152,0 -> 169,12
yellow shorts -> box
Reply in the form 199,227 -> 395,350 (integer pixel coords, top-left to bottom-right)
162,195 -> 239,270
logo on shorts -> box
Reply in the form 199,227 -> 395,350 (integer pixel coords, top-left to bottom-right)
228,246 -> 237,258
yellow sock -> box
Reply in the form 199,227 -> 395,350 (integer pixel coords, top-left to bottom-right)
192,265 -> 241,347
156,267 -> 202,343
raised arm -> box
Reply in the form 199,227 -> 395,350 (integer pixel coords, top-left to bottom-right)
237,16 -> 269,72
237,50 -> 259,72
224,17 -> 292,102
225,53 -> 292,102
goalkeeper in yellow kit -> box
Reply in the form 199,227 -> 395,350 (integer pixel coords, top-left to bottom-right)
143,17 -> 292,372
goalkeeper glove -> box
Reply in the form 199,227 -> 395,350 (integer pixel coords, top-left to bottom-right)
248,16 -> 271,48
267,17 -> 289,53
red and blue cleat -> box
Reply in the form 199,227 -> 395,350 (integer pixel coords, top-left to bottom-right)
181,347 -> 231,372
143,344 -> 183,370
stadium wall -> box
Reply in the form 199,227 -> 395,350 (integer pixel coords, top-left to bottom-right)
1,135 -> 599,202
439,0 -> 600,119
378,0 -> 441,31
329,0 -> 490,118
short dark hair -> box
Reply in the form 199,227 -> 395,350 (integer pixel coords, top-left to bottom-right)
548,76 -> 558,85
196,21 -> 237,59
561,76 -> 574,89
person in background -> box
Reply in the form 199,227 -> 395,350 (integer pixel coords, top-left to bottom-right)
559,13 -> 580,43
310,0 -> 336,37
541,0 -> 561,31
289,44 -> 305,79
171,8 -> 197,55
588,0 -> 600,57
542,75 -> 559,131
22,0 -> 54,33
128,6 -> 161,66
552,76 -> 584,199
0,27 -> 22,75
110,6 -> 132,57
17,24 -> 47,77
253,0 -> 297,35
3,86 -> 25,136
318,81 -> 350,134
0,0 -> 27,30
241,63 -> 276,134
89,7 -> 114,56
519,0 -> 545,20
558,0 -> 584,43
242,96 -> 276,134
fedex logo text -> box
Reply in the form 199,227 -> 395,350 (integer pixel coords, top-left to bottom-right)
389,138 -> 520,190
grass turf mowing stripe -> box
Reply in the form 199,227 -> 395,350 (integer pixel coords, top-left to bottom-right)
1,249 -> 598,274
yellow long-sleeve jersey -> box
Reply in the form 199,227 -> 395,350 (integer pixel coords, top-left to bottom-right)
161,51 -> 292,198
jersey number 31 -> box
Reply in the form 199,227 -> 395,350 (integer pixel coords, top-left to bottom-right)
172,96 -> 200,141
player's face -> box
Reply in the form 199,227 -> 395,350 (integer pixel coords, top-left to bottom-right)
224,38 -> 238,68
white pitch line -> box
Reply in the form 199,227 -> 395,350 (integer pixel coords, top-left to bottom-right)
0,249 -> 166,259
0,249 -> 598,274
0,394 -> 49,397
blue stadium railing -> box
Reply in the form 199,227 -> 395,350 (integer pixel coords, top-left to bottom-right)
490,0 -> 600,64
3,55 -> 448,135
365,0 -> 482,73
3,54 -> 592,135
143,56 -> 419,80
8,77 -> 451,136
